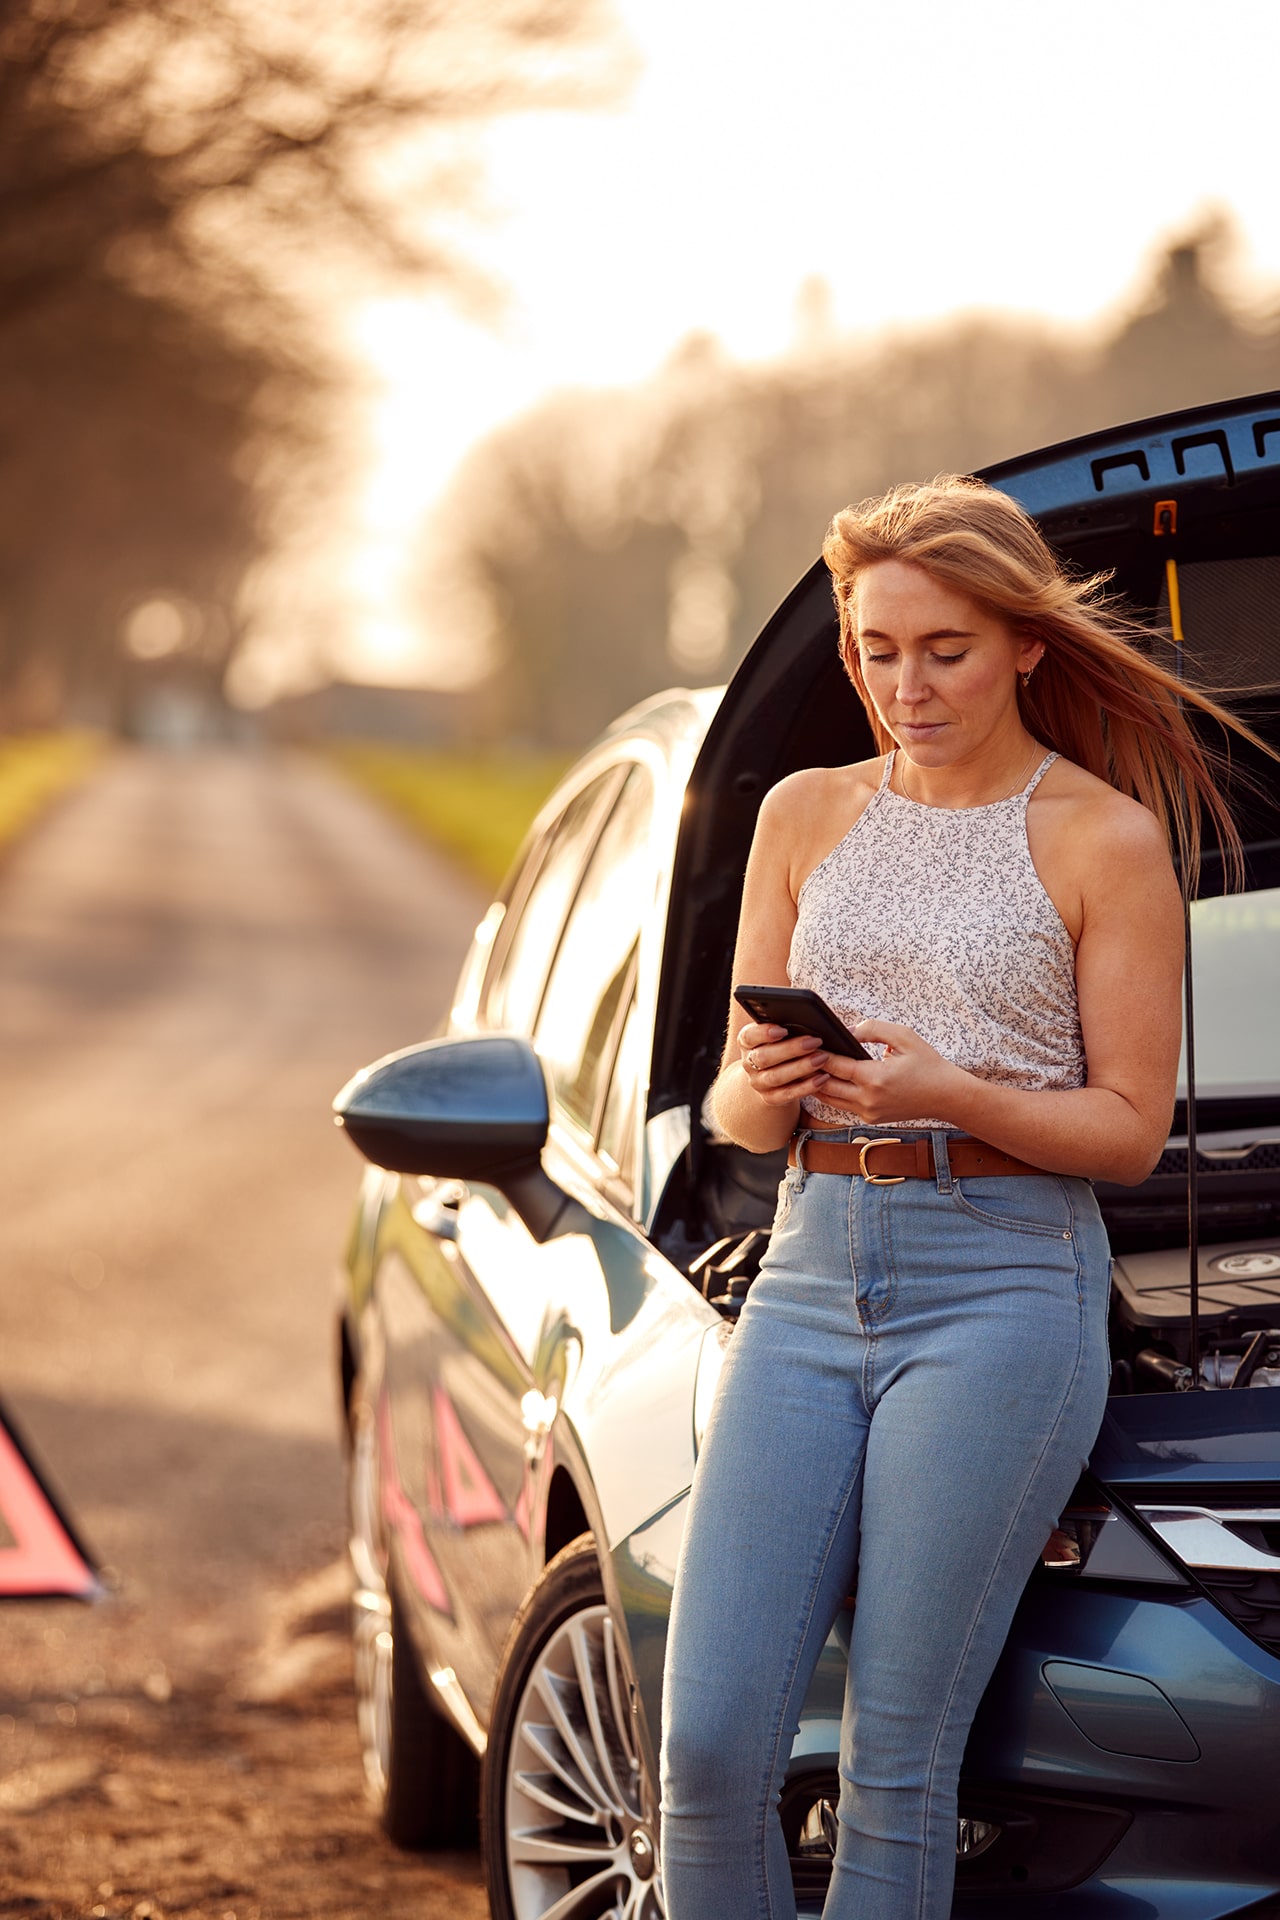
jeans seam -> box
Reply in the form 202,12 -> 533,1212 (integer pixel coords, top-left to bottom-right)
916,1274 -> 1090,1919
879,1189 -> 898,1322
849,1183 -> 895,1329
845,1180 -> 876,1410
1065,1181 -> 1083,1303
757,1469 -> 863,1919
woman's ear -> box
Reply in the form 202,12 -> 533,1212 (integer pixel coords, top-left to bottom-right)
1016,634 -> 1046,676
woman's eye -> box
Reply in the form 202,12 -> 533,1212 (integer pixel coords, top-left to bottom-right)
933,651 -> 968,665
864,653 -> 895,665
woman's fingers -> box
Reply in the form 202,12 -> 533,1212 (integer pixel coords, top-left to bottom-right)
737,1024 -> 829,1102
736,1021 -> 785,1053
751,1040 -> 828,1083
753,1066 -> 830,1107
852,1017 -> 917,1051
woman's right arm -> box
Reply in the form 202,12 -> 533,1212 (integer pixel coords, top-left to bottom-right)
709,776 -> 833,1152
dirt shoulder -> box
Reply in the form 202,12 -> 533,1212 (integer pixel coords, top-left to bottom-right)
0,1562 -> 489,1920
0,747 -> 492,1917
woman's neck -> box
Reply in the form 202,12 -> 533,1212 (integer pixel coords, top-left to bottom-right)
893,731 -> 1043,810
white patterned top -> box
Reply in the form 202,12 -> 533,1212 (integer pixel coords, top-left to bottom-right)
788,750 -> 1085,1128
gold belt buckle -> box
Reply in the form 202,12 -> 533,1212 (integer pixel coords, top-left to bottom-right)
857,1135 -> 905,1185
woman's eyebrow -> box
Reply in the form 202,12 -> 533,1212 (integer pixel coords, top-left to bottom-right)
858,627 -> 978,642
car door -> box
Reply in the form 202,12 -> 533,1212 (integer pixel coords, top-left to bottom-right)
377,767 -> 621,1701
380,757 -> 663,1721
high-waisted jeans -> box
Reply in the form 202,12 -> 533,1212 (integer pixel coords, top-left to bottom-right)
659,1129 -> 1112,1920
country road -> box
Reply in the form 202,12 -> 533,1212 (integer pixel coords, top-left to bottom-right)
0,745 -> 495,1918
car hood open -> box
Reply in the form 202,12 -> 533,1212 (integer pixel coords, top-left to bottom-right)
650,387 -> 1280,1124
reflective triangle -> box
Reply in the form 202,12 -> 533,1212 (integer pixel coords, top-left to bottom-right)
433,1387 -> 508,1529
0,1403 -> 99,1600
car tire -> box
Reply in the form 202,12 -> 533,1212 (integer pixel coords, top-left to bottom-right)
348,1384 -> 479,1851
483,1535 -> 664,1920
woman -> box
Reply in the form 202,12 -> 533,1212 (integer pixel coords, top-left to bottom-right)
659,475 -> 1257,1920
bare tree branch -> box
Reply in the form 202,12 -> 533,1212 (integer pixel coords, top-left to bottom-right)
0,0 -> 628,724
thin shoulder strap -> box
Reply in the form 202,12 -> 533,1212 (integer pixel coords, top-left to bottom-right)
1021,750 -> 1058,798
878,751 -> 896,793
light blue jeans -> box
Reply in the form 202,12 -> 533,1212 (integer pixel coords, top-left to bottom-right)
660,1129 -> 1111,1920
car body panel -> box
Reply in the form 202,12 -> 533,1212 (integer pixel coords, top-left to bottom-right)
1093,1382 -> 1280,1487
367,1071 -> 719,1742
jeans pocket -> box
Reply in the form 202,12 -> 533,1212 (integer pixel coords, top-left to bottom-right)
950,1174 -> 1075,1241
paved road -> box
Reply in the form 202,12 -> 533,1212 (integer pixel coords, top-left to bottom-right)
0,745 -> 492,1916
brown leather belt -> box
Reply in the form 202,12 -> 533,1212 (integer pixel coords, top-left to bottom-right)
787,1133 -> 1045,1183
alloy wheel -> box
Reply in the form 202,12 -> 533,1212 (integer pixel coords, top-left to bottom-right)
504,1601 -> 664,1920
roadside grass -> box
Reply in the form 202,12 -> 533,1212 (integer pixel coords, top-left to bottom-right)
0,731 -> 106,853
325,742 -> 572,889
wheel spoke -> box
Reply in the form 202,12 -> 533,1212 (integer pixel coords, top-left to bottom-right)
602,1616 -> 639,1778
510,1828 -> 619,1868
533,1668 -> 616,1815
520,1721 -> 605,1817
530,1867 -> 626,1920
514,1768 -> 610,1828
629,1882 -> 664,1920
568,1620 -> 635,1815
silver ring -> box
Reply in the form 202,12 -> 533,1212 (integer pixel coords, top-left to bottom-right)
745,1049 -> 758,1072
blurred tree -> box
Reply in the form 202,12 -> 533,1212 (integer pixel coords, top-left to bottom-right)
0,0 -> 624,729
432,223 -> 1280,748
433,384 -> 684,745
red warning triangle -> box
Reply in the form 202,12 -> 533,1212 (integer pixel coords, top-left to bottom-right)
433,1387 -> 508,1529
0,1406 -> 98,1600
378,1397 -> 452,1618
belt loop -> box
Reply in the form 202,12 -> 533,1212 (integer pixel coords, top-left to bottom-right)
931,1129 -> 953,1194
792,1127 -> 812,1190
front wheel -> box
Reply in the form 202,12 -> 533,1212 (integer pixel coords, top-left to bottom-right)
483,1536 -> 664,1920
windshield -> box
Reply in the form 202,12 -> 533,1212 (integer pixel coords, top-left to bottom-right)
1178,884 -> 1280,1099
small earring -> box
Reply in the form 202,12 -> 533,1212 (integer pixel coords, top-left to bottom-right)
1021,669 -> 1033,688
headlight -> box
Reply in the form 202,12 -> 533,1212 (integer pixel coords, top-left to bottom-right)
1042,1494 -> 1187,1586
1135,1501 -> 1280,1573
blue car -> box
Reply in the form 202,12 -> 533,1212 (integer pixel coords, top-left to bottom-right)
335,390 -> 1280,1919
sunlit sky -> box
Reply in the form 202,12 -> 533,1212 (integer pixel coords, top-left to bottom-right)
333,0 -> 1280,690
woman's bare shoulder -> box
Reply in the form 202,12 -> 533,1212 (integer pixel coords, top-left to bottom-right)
1039,757 -> 1175,877
761,757 -> 886,829
757,759 -> 888,899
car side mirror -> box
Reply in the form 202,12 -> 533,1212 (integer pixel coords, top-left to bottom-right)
333,1034 -> 570,1241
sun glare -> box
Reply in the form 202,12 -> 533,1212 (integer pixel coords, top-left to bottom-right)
334,0 -> 1280,692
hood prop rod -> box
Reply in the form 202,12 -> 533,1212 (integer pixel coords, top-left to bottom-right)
1156,498 -> 1201,1388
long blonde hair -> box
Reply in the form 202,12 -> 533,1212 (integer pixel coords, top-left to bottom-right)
823,474 -> 1269,889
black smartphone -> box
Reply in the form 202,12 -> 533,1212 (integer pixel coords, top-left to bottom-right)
732,984 -> 871,1060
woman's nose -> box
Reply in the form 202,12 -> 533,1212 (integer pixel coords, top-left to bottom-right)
896,663 -> 930,704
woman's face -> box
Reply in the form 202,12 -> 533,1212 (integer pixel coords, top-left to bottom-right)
853,559 -> 1042,765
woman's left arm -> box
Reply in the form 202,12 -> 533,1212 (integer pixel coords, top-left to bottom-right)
816,804 -> 1185,1185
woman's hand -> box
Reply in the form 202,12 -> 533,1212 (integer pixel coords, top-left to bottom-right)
816,1019 -> 963,1123
736,1021 -> 831,1108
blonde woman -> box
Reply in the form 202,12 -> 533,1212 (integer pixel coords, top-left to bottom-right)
660,477 -> 1258,1920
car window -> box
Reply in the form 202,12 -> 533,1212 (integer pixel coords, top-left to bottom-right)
483,772 -> 618,1036
598,988 -> 642,1175
535,767 -> 655,1138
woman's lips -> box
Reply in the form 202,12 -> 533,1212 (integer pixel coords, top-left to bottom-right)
898,721 -> 947,739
